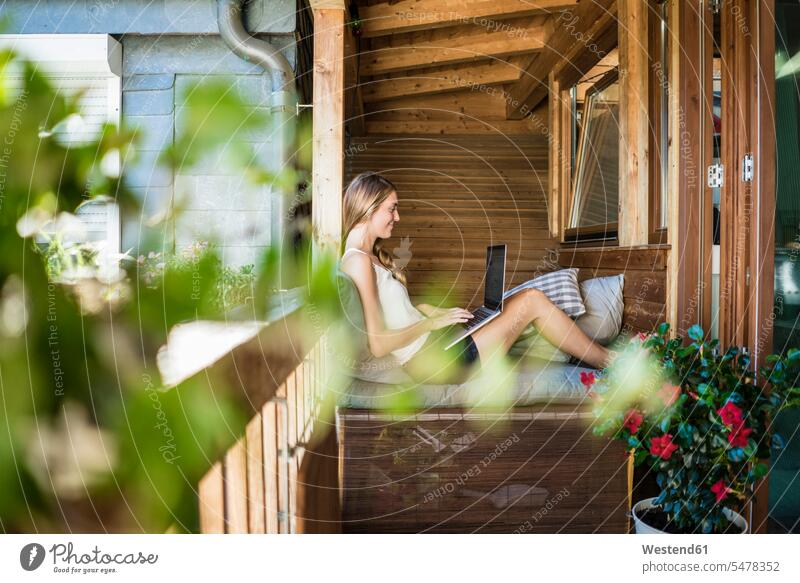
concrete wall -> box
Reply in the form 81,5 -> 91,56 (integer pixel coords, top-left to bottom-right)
2,0 -> 295,34
4,0 -> 298,266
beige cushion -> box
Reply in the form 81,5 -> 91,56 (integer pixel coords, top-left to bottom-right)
576,275 -> 624,345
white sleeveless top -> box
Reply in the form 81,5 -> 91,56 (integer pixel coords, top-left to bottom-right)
341,247 -> 430,364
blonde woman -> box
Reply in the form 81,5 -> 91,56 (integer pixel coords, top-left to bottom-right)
339,172 -> 611,384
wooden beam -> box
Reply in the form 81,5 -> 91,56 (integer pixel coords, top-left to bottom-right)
362,57 -> 526,103
506,0 -> 616,119
556,17 -> 619,89
312,8 -> 345,264
309,0 -> 345,15
617,0 -> 648,246
360,19 -> 547,76
360,0 -> 577,38
364,117 -> 548,135
364,90 -> 513,119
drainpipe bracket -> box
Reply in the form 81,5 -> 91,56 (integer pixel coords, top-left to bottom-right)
271,105 -> 295,115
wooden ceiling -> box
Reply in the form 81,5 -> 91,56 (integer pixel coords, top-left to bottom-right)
344,0 -> 616,134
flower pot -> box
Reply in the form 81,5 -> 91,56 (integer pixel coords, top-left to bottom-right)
632,497 -> 748,534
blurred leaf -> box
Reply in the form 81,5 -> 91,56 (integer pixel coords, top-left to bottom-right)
687,325 -> 704,341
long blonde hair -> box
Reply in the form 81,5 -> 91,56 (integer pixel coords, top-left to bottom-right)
342,172 -> 407,286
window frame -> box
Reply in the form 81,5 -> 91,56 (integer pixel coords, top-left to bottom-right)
564,67 -> 621,244
648,0 -> 670,245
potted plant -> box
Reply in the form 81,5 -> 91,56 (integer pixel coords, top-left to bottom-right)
586,323 -> 800,534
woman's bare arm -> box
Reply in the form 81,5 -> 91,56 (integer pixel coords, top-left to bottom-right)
415,303 -> 433,317
341,253 -> 433,359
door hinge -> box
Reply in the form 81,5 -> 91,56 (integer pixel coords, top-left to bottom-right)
709,0 -> 722,14
707,163 -> 724,188
742,153 -> 754,182
746,266 -> 751,287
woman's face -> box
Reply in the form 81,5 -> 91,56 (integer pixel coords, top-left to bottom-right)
368,191 -> 400,239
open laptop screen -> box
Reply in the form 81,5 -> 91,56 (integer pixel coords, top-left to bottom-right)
484,244 -> 506,311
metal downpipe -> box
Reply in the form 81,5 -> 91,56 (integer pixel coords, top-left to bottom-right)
217,0 -> 296,249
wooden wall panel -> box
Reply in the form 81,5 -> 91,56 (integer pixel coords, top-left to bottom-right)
346,134 -> 557,309
245,414 -> 266,534
262,401 -> 280,534
197,334 -> 340,534
223,439 -> 249,534
559,246 -> 668,334
198,462 -> 225,534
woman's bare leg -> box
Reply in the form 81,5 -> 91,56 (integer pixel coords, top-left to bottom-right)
471,288 -> 610,369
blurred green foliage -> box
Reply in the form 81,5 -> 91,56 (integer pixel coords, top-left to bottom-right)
0,48 -> 335,533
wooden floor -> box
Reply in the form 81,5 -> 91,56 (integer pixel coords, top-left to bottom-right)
345,134 -> 556,309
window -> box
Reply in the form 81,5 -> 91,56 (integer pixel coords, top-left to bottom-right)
566,69 -> 620,242
0,34 -> 122,253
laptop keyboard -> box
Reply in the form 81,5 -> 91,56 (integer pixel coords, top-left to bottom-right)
465,308 -> 492,329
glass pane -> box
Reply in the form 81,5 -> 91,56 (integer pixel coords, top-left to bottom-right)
570,80 -> 620,228
769,0 -> 800,534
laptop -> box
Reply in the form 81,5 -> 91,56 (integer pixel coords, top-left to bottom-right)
444,244 -> 506,350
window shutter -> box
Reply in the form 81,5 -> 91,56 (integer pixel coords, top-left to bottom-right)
0,34 -> 122,252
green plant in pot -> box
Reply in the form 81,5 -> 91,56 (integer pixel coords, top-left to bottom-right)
588,323 -> 800,534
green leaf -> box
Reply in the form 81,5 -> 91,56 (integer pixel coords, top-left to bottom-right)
727,447 -> 746,463
688,324 -> 704,341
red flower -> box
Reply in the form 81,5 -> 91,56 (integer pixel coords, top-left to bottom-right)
710,479 -> 730,503
623,409 -> 644,434
580,371 -> 596,388
718,401 -> 744,428
657,382 -> 681,407
635,332 -> 648,342
649,434 -> 679,460
727,424 -> 752,448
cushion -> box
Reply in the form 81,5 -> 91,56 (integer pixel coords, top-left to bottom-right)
337,361 -> 596,409
575,275 -> 624,345
503,268 -> 586,318
334,267 -> 414,384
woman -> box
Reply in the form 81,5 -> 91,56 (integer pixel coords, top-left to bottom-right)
339,172 -> 612,385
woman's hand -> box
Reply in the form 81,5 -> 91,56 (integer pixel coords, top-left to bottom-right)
426,307 -> 473,331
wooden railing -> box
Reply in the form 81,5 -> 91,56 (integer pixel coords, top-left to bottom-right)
197,332 -> 340,533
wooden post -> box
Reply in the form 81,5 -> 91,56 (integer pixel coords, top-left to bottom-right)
617,0 -> 649,247
548,73 -> 571,241
312,7 -> 346,267
668,0 -> 712,337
